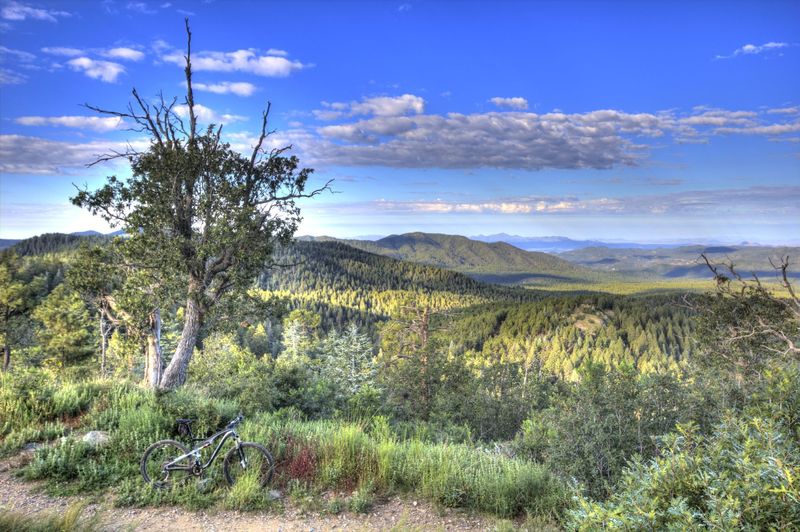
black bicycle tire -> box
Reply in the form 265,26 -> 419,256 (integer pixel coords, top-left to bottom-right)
222,442 -> 275,488
140,439 -> 190,488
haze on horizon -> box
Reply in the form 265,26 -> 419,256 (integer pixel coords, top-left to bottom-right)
0,0 -> 798,244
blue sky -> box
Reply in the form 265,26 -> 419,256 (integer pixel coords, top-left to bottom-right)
1,0 -> 798,243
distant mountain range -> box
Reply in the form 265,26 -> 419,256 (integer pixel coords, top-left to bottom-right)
470,233 -> 760,252
561,245 -> 800,278
302,232 -> 600,285
5,230 -> 798,284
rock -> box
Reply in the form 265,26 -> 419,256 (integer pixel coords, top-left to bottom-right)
22,442 -> 43,451
197,477 -> 214,493
82,431 -> 111,447
268,489 -> 283,500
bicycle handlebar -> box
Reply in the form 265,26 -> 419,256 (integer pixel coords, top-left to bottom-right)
226,414 -> 244,429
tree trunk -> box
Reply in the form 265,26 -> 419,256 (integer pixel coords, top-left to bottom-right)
2,343 -> 9,372
159,297 -> 203,390
146,309 -> 163,389
100,313 -> 107,376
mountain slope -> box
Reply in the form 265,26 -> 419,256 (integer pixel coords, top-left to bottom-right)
262,240 -> 533,300
329,232 -> 598,285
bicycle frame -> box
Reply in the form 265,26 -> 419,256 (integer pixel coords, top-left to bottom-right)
164,428 -> 241,472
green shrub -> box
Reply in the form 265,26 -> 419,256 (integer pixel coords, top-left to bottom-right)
567,418 -> 800,530
0,368 -> 56,434
22,439 -> 95,485
188,333 -> 275,413
115,477 -> 218,511
158,385 -> 239,440
224,471 -> 275,511
52,381 -> 108,418
0,422 -> 66,457
514,363 -> 695,499
349,481 -> 375,513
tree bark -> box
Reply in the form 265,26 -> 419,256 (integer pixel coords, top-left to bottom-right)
159,297 -> 203,390
146,309 -> 163,389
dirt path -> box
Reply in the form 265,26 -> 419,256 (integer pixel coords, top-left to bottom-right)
0,452 -> 496,531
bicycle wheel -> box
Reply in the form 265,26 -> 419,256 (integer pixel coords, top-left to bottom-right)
141,439 -> 191,488
223,442 -> 274,488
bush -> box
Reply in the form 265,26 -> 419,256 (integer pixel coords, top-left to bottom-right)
0,422 -> 66,458
0,368 -> 56,434
188,333 -> 275,413
514,363 -> 694,499
567,418 -> 800,530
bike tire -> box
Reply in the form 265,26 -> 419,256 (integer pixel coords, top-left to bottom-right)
222,442 -> 275,488
141,439 -> 191,488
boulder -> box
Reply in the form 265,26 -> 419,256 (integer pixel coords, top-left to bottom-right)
82,431 -> 111,447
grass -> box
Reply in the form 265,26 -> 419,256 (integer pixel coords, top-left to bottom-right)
0,369 -> 570,521
0,502 -> 98,532
240,413 -> 570,518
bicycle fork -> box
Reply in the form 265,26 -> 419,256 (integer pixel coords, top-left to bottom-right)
235,437 -> 248,470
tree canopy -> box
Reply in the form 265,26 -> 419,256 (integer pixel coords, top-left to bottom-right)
72,20 -> 326,389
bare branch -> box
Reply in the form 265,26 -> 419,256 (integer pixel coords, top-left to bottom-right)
183,18 -> 197,144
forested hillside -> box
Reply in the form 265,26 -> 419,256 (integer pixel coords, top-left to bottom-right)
7,233 -> 110,256
316,232 -> 599,285
2,231 -> 798,529
440,295 -> 693,378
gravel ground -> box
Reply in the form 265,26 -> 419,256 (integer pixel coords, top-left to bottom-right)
0,452 -> 496,531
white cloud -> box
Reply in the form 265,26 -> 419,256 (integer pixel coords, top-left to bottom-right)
67,57 -> 125,82
296,105 -> 800,170
309,109 -> 662,169
0,45 -> 35,61
44,46 -> 144,61
357,186 -> 800,217
767,107 -> 799,115
126,1 -> 157,14
0,134 -> 149,175
163,48 -> 308,77
41,46 -> 83,57
679,109 -> 757,127
716,41 -> 791,59
193,81 -> 257,97
352,94 -> 424,116
15,115 -> 124,132
266,48 -> 288,57
715,122 -> 800,135
490,97 -> 528,110
174,104 -> 246,125
314,94 -> 425,120
0,67 -> 25,84
1,1 -> 70,21
104,47 -> 144,61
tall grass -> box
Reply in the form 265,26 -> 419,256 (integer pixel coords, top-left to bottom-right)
0,503 -> 97,532
240,412 -> 570,518
1,368 -> 569,519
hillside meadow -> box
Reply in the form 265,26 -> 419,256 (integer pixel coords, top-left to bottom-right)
1,234 -> 799,529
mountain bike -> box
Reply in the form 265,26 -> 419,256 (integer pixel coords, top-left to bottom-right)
141,414 -> 274,488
